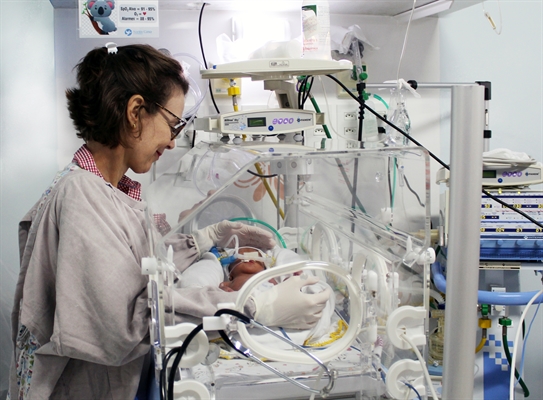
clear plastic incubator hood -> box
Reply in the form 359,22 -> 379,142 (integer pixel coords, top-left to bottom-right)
143,142 -> 434,400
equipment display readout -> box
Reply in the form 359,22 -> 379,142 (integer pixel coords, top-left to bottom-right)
206,109 -> 319,135
247,117 -> 266,128
480,164 -> 543,187
482,170 -> 497,178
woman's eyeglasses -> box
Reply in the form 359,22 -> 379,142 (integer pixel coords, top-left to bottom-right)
154,102 -> 188,140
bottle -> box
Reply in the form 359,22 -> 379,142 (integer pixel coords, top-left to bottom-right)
301,0 -> 331,60
384,87 -> 411,147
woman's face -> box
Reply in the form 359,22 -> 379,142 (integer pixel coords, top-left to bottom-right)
126,89 -> 185,174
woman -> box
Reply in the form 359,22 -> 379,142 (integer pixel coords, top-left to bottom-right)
8,44 -> 281,400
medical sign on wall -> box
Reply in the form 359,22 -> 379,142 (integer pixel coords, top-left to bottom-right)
79,1 -> 159,38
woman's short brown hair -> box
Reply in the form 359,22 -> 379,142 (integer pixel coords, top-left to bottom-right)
66,44 -> 189,148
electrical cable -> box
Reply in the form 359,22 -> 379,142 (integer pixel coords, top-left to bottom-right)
247,169 -> 277,179
403,381 -> 422,400
404,174 -> 425,207
326,74 -> 447,168
198,3 -> 220,114
317,76 -> 364,142
519,291 -> 542,384
302,77 -> 314,109
296,80 -> 368,213
401,333 -> 439,400
501,324 -> 529,397
325,74 -> 543,230
509,289 -> 543,400
164,323 -> 204,400
214,309 -> 335,396
481,188 -> 542,227
190,127 -> 197,149
394,159 -> 425,208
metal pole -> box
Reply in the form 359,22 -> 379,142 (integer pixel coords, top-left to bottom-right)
441,85 -> 485,400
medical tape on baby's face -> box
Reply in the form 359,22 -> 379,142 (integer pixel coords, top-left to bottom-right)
225,247 -> 274,279
235,247 -> 273,268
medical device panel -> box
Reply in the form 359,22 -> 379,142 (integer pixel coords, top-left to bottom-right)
194,109 -> 324,135
481,164 -> 543,187
479,190 -> 543,262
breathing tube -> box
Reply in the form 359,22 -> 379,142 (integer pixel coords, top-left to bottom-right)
431,261 -> 543,306
209,234 -> 275,280
229,217 -> 287,249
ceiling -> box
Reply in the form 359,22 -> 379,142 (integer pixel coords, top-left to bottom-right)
50,0 -> 480,17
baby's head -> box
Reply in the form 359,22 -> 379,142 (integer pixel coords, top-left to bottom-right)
219,247 -> 268,292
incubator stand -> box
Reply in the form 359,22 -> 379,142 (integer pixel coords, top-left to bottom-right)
144,142 -> 434,399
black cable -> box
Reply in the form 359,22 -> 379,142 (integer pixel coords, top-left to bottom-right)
214,308 -> 253,358
190,129 -> 197,148
198,3 -> 220,114
357,81 -> 365,144
302,77 -> 314,108
394,159 -> 425,208
298,76 -> 313,109
297,76 -> 307,109
167,323 -> 204,400
404,174 -> 425,208
482,188 -> 542,228
248,170 -> 277,178
325,74 -> 543,230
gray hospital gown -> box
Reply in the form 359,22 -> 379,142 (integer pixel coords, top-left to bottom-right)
9,164 -> 238,399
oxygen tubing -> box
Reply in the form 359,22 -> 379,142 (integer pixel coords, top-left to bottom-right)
431,261 -> 543,306
229,217 -> 287,248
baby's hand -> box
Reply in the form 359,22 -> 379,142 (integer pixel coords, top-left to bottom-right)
219,281 -> 235,292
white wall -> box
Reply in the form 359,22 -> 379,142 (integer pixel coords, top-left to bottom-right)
439,2 -> 543,399
0,0 -> 56,396
440,1 -> 543,169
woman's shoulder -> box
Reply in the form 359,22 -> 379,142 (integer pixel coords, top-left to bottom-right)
39,163 -> 100,197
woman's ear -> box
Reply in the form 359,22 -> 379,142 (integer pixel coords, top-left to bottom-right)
126,94 -> 145,128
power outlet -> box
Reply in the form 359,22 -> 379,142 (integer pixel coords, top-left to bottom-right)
314,127 -> 326,136
345,127 -> 357,136
344,112 -> 358,120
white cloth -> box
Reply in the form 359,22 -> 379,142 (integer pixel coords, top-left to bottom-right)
179,252 -> 225,288
483,148 -> 537,165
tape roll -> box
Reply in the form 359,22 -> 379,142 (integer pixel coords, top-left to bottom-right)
173,380 -> 210,399
164,323 -> 209,368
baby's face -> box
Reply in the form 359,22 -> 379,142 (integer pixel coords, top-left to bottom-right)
219,248 -> 266,292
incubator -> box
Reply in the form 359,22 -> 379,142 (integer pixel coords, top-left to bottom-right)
143,140 -> 435,399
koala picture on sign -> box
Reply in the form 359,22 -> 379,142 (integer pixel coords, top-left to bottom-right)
84,0 -> 117,35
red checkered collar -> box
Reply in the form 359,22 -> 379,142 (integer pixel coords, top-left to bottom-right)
72,144 -> 142,201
